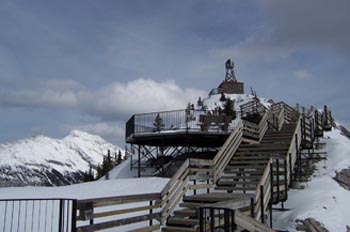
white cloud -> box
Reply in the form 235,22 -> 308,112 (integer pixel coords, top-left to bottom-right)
80,78 -> 207,120
1,78 -> 207,121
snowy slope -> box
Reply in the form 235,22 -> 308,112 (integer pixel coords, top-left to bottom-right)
0,130 -> 124,186
273,128 -> 350,231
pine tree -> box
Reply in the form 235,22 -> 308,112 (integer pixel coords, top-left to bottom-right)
223,98 -> 236,119
197,97 -> 203,108
220,93 -> 226,102
117,150 -> 122,164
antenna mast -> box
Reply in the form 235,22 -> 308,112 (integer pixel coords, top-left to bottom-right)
225,59 -> 237,82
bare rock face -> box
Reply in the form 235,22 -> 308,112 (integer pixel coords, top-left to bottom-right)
333,169 -> 350,190
296,218 -> 329,232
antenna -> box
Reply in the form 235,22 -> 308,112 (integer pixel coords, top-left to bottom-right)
225,59 -> 237,82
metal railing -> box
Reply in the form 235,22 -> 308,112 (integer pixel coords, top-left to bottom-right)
0,198 -> 76,232
125,109 -> 236,140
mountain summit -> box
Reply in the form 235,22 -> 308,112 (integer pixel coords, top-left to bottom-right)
0,130 -> 123,187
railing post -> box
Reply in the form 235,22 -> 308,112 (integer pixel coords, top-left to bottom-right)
270,162 -> 273,228
71,200 -> 77,232
59,199 -> 64,232
149,201 -> 153,226
250,197 -> 255,218
276,159 -> 280,202
138,145 -> 141,178
210,208 -> 215,231
199,208 -> 204,232
289,153 -> 293,186
260,185 -> 264,224
284,159 -> 288,201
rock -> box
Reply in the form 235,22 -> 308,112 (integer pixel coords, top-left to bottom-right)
333,169 -> 350,190
296,218 -> 329,232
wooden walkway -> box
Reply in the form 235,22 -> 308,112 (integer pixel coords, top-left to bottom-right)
73,101 -> 333,232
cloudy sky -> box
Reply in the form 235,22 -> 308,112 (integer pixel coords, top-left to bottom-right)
0,0 -> 349,146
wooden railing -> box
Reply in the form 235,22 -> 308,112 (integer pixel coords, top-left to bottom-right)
213,121 -> 243,182
254,158 -> 273,223
160,158 -> 213,223
272,102 -> 299,123
76,193 -> 162,232
161,121 -> 244,223
285,116 -> 302,187
271,104 -> 285,131
242,111 -> 268,142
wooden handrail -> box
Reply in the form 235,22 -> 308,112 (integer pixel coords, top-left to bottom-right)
213,121 -> 243,182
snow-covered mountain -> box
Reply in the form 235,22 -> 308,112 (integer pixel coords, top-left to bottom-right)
0,130 -> 124,187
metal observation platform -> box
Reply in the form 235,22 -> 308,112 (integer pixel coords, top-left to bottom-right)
126,109 -> 236,148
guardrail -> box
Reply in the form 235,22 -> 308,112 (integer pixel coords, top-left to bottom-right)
76,193 -> 162,232
253,158 -> 273,223
125,109 -> 236,141
0,198 -> 76,232
242,110 -> 269,143
160,158 -> 214,223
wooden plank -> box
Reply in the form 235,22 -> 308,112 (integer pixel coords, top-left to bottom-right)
92,204 -> 161,219
235,210 -> 275,232
201,197 -> 252,210
126,225 -> 160,232
78,193 -> 161,208
76,213 -> 161,232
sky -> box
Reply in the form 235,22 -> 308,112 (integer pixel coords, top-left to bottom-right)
0,0 -> 349,146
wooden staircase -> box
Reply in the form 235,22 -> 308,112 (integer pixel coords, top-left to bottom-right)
163,193 -> 255,232
160,102 -> 332,232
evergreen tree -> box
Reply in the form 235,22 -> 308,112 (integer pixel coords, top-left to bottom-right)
220,93 -> 226,102
117,150 -> 122,164
197,97 -> 203,108
223,98 -> 236,119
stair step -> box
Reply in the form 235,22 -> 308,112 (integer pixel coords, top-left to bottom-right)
215,186 -> 256,191
167,217 -> 199,226
179,202 -> 204,209
223,170 -> 263,175
225,165 -> 265,170
217,180 -> 258,186
173,209 -> 197,217
162,226 -> 197,232
229,160 -> 268,165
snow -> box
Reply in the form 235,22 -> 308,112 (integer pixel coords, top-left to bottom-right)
0,177 -> 169,200
273,128 -> 350,231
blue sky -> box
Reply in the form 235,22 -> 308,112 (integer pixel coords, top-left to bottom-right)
0,0 -> 349,146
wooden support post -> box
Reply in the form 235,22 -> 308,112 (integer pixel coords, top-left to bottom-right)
289,153 -> 293,187
199,208 -> 204,232
270,163 -> 273,228
284,159 -> 288,201
149,201 -> 153,226
276,159 -> 280,202
260,185 -> 264,224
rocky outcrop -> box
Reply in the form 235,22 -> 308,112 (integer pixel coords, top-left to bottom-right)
296,218 -> 329,232
333,168 -> 350,190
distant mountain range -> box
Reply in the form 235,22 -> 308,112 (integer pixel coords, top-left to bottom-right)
0,130 -> 123,187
